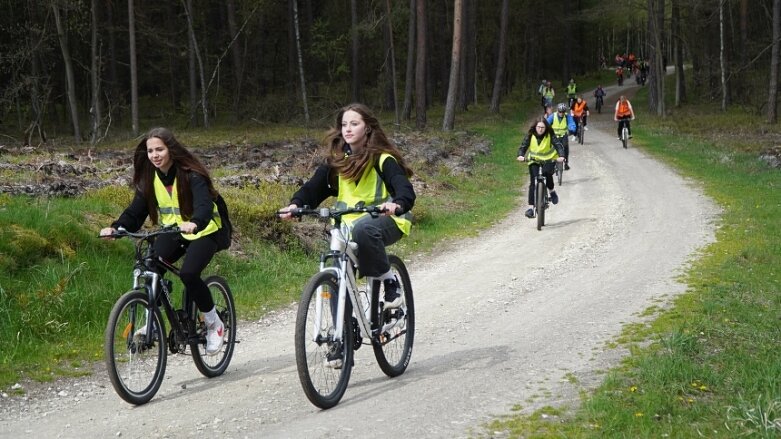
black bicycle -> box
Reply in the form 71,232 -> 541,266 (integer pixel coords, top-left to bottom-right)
103,226 -> 236,405
533,162 -> 556,231
576,116 -> 585,145
595,95 -> 604,113
285,205 -> 414,409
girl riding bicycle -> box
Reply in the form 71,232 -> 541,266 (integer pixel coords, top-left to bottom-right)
614,95 -> 636,140
99,127 -> 230,355
279,103 -> 416,311
517,117 -> 565,219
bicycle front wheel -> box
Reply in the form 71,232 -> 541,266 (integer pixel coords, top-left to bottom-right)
372,255 -> 415,377
578,124 -> 584,144
536,180 -> 546,230
556,161 -> 564,186
294,271 -> 354,409
191,276 -> 236,377
104,290 -> 166,405
622,127 -> 628,149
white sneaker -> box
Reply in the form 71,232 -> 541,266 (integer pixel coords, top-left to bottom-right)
133,325 -> 147,338
570,135 -> 576,141
205,318 -> 225,355
584,126 -> 589,131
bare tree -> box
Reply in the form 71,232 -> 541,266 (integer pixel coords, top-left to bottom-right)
226,0 -> 244,120
183,0 -> 208,128
489,0 -> 510,113
385,0 -> 400,126
443,0 -> 463,131
402,0 -> 416,121
350,0 -> 360,102
51,2 -> 81,142
719,0 -> 727,111
769,0 -> 780,123
672,0 -> 686,106
292,0 -> 310,124
89,0 -> 102,144
415,0 -> 427,130
128,0 -> 138,135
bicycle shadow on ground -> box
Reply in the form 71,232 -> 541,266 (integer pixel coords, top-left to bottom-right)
321,344 -> 513,411
537,217 -> 595,230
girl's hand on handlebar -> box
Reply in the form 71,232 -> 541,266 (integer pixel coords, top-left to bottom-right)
517,155 -> 525,162
99,227 -> 117,240
179,221 -> 198,234
556,157 -> 565,163
378,201 -> 402,216
278,204 -> 298,221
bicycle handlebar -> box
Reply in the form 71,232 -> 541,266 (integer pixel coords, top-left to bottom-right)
100,225 -> 182,240
278,204 -> 404,220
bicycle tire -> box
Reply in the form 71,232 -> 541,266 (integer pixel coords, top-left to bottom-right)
578,123 -> 584,144
372,255 -> 415,377
294,271 -> 354,409
190,276 -> 236,377
556,161 -> 564,186
622,127 -> 628,149
104,290 -> 167,405
536,179 -> 546,231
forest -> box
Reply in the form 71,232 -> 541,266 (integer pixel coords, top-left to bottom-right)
1,0 -> 780,146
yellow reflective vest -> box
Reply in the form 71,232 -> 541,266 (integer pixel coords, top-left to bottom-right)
153,173 -> 221,240
335,153 -> 412,236
526,134 -> 559,164
551,115 -> 568,137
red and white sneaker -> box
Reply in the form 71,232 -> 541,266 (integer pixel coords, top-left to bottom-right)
206,318 -> 224,355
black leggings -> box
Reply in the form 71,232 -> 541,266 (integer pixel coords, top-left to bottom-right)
617,117 -> 632,137
351,215 -> 403,277
154,233 -> 218,312
527,162 -> 556,205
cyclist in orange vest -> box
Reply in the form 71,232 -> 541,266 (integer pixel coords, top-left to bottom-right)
570,96 -> 590,132
613,95 -> 635,140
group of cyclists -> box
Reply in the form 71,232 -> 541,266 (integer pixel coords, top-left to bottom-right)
524,78 -> 636,219
614,52 -> 649,87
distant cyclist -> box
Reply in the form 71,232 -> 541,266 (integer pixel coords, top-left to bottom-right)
570,96 -> 590,132
593,85 -> 606,111
613,95 -> 636,140
546,103 -> 576,170
541,81 -> 555,110
566,78 -> 577,108
517,117 -> 565,219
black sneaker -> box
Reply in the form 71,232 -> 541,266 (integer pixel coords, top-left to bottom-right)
550,191 -> 559,205
324,345 -> 343,369
524,208 -> 535,218
564,163 -> 570,170
383,278 -> 403,309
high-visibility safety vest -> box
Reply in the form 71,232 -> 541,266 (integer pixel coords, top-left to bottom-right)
543,87 -> 555,99
526,134 -> 559,164
616,100 -> 632,117
153,173 -> 221,240
551,115 -> 568,137
566,83 -> 577,96
335,153 -> 412,236
573,101 -> 587,116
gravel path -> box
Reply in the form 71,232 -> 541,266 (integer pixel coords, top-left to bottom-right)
0,84 -> 720,438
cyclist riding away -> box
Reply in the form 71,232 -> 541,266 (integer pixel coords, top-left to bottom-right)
99,127 -> 231,355
546,103 -> 576,170
593,85 -> 606,111
517,117 -> 565,218
571,96 -> 590,132
613,95 -> 636,140
566,78 -> 577,108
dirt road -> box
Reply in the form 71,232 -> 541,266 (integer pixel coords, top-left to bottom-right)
0,84 -> 719,438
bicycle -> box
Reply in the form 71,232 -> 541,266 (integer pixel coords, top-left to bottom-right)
532,162 -> 556,231
102,226 -> 237,405
576,116 -> 585,145
595,95 -> 604,114
618,117 -> 631,149
555,159 -> 564,186
285,205 -> 414,409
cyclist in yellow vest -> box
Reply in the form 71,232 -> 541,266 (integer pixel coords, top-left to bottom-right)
100,127 -> 230,355
566,78 -> 577,107
279,103 -> 416,311
516,117 -> 566,219
546,103 -> 576,170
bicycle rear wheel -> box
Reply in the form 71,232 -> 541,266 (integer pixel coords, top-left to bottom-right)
190,276 -> 236,377
578,123 -> 584,144
556,161 -> 564,186
535,180 -> 546,230
104,290 -> 166,405
294,271 -> 354,409
372,255 -> 415,377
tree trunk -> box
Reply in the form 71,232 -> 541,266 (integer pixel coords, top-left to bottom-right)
672,0 -> 686,106
183,0 -> 209,128
385,0 -> 400,126
489,0 -> 509,113
402,0 -> 416,121
443,0 -> 463,131
226,0 -> 243,120
769,0 -> 780,123
415,0 -> 427,130
105,0 -> 118,123
719,0 -> 727,111
128,0 -> 138,135
292,0 -> 310,124
188,3 -> 198,128
350,0 -> 360,103
90,0 -> 102,144
52,3 -> 81,142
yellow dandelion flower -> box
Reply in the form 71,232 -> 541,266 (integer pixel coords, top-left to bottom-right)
635,412 -> 644,417
630,386 -> 638,392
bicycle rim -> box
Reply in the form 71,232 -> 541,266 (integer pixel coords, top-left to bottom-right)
191,276 -> 236,377
536,181 -> 546,230
294,271 -> 354,409
372,255 -> 415,377
557,161 -> 563,186
104,290 -> 166,405
622,128 -> 628,149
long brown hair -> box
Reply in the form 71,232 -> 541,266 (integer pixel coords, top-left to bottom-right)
527,117 -> 555,138
323,103 -> 413,181
132,127 -> 217,224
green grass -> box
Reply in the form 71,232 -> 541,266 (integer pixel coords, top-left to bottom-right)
481,89 -> 781,437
